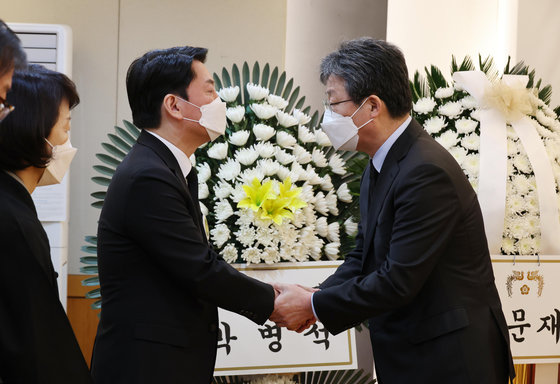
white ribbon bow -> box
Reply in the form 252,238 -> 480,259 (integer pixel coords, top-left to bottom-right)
453,71 -> 560,254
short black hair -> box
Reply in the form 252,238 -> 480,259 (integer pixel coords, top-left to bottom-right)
126,46 -> 208,129
320,37 -> 412,118
0,64 -> 79,171
0,20 -> 27,75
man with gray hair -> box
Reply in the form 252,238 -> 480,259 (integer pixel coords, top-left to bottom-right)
271,38 -> 515,383
0,20 -> 26,122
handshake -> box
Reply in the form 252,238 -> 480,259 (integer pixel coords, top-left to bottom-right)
268,283 -> 320,333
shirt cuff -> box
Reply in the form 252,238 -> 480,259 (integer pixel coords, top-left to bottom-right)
311,292 -> 320,322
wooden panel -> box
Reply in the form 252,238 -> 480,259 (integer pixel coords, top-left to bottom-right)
67,274 -> 100,367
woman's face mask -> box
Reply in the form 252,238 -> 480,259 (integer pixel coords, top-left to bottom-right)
37,138 -> 77,186
320,98 -> 372,151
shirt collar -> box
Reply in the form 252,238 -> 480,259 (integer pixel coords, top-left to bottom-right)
372,115 -> 412,172
145,130 -> 192,178
4,170 -> 28,191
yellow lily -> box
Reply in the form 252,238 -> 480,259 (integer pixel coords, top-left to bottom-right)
237,178 -> 275,212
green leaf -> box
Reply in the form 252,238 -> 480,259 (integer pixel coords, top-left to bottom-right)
286,85 -> 300,112
101,143 -> 127,160
80,265 -> 99,274
539,85 -> 552,105
114,126 -> 138,146
231,64 -> 242,104
261,63 -> 270,87
85,288 -> 101,299
294,96 -> 306,110
80,257 -> 98,266
122,120 -> 140,139
213,73 -> 223,91
275,71 -> 286,95
81,245 -> 97,254
84,235 -> 97,245
281,78 -> 294,100
81,276 -> 99,286
93,165 -> 115,177
242,62 -> 250,103
310,110 -> 320,129
91,201 -> 104,209
268,66 -> 279,93
425,65 -> 447,91
91,299 -> 102,310
108,133 -> 132,152
221,67 -> 232,88
252,61 -> 260,84
91,191 -> 107,200
96,154 -> 120,168
92,176 -> 111,187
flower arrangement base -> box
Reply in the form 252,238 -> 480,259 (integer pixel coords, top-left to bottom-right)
214,261 -> 357,376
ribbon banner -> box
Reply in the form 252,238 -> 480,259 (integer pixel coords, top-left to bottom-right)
453,71 -> 560,255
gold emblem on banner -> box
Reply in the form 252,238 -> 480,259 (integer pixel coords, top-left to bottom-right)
506,270 -> 544,297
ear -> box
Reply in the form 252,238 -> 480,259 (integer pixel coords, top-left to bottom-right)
162,94 -> 183,121
366,95 -> 383,118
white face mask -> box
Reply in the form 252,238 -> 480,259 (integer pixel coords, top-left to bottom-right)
37,138 -> 77,186
178,96 -> 227,141
320,98 -> 372,151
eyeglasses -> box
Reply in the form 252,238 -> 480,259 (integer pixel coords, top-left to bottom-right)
0,96 -> 14,123
323,98 -> 353,112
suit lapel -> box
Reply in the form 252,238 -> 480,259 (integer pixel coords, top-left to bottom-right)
136,130 -> 205,239
362,119 -> 424,260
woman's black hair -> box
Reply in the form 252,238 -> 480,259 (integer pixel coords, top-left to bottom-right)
0,64 -> 79,171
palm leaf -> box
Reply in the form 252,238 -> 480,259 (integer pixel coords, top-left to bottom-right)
424,65 -> 447,92
101,143 -> 127,160
92,165 -> 115,177
231,64 -> 242,104
282,78 -> 294,100
286,86 -> 300,112
275,71 -> 287,96
84,235 -> 97,245
252,61 -> 260,84
108,133 -> 132,152
81,276 -> 99,285
92,176 -> 111,187
114,126 -> 138,146
261,63 -> 270,88
85,288 -> 101,299
221,67 -> 232,88
268,66 -> 279,92
80,257 -> 98,266
213,73 -> 223,91
122,120 -> 140,139
96,154 -> 120,168
242,62 -> 250,103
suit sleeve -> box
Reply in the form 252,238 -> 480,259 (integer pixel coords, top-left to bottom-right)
313,164 -> 462,334
124,171 -> 274,324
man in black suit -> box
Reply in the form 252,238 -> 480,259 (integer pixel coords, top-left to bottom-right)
271,38 -> 515,383
91,47 -> 275,384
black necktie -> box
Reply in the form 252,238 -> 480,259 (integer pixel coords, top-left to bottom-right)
368,163 -> 379,210
186,169 -> 206,242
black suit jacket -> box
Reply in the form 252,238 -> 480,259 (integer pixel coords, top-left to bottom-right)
314,119 -> 515,383
91,130 -> 274,384
0,172 -> 92,383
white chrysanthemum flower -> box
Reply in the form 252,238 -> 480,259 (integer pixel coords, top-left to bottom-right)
262,248 -> 281,264
325,242 -> 341,260
314,129 -> 332,147
253,123 -> 275,141
291,162 -> 307,181
210,223 -> 230,248
507,139 -> 519,157
246,83 -> 269,100
321,174 -> 334,191
199,202 -> 208,216
511,174 -> 532,195
241,247 -> 262,264
236,147 -> 259,165
250,103 -> 277,119
276,131 -> 297,148
434,86 -> 454,99
293,144 -> 312,164
292,242 -> 311,262
298,125 -> 315,143
536,109 -> 555,128
513,153 -> 532,174
230,184 -> 246,203
506,193 -> 526,214
197,162 -> 211,183
256,226 -> 276,248
303,205 -> 316,224
337,183 -> 353,203
240,168 -> 265,184
198,182 -> 209,199
462,153 -> 480,177
537,123 -> 555,139
525,192 -> 539,213
329,153 -> 346,175
254,142 -> 275,158
455,117 -> 478,134
344,217 -> 358,236
222,244 -> 238,263
300,184 -> 314,202
325,190 -> 339,215
267,94 -> 288,109
258,159 -> 280,176
501,236 -> 516,254
217,159 -> 241,181
423,116 -> 447,134
435,130 -> 459,150
413,97 -> 437,114
213,181 -> 233,199
292,210 -> 306,228
517,237 -> 537,255
236,225 -> 256,247
470,109 -> 482,121
507,160 -> 515,176
460,96 -> 478,109
314,192 -> 329,216
304,164 -> 323,185
276,110 -> 299,127
543,105 -> 558,119
275,147 -> 295,165
312,148 -> 328,167
226,106 -> 245,123
207,142 -> 228,160
215,200 -> 234,223
276,165 -> 292,181
315,216 -> 328,237
293,108 -> 312,125
461,133 -> 480,151
218,86 -> 240,103
448,146 -> 468,165
327,221 -> 340,242
229,130 -> 250,146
